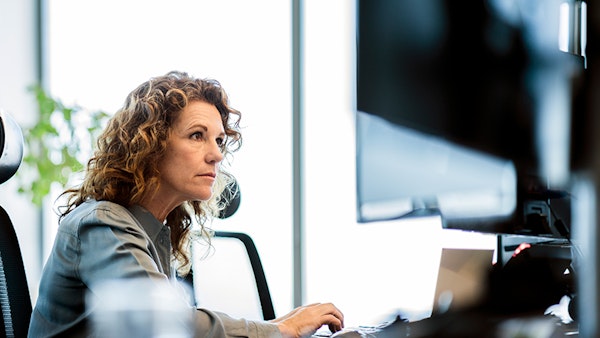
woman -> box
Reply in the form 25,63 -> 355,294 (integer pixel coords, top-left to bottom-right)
28,71 -> 344,337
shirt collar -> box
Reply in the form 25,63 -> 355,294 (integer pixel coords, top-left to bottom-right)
127,204 -> 169,241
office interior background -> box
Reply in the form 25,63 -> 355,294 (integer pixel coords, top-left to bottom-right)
0,0 -> 498,326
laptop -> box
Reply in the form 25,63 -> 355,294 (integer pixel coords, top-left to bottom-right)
431,248 -> 495,315
313,248 -> 495,337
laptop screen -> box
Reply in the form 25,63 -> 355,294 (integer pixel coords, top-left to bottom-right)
432,248 -> 495,315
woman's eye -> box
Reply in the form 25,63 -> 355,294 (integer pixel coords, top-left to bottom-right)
216,137 -> 224,146
191,131 -> 203,140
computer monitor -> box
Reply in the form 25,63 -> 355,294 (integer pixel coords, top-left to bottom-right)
355,0 -> 585,238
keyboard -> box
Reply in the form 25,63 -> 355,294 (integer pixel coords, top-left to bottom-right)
312,317 -> 405,337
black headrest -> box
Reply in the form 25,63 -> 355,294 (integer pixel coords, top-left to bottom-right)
218,178 -> 241,219
0,111 -> 24,185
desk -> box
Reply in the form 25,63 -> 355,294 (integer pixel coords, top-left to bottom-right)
373,311 -> 577,338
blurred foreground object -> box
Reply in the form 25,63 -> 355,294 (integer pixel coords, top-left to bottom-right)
89,278 -> 194,338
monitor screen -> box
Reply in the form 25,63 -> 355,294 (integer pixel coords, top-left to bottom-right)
355,0 -> 583,237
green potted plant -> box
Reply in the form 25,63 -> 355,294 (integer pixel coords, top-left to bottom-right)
18,85 -> 109,206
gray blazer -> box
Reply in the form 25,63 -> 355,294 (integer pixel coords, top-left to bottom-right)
28,199 -> 281,338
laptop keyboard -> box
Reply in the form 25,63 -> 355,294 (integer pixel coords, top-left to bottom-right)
312,317 -> 404,337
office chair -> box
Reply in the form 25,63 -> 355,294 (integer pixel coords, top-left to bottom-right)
187,179 -> 276,321
0,110 -> 32,338
217,230 -> 275,320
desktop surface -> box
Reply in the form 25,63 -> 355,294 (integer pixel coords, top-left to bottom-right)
314,310 -> 577,338
382,310 -> 577,338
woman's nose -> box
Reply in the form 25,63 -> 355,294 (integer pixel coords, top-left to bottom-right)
207,141 -> 224,163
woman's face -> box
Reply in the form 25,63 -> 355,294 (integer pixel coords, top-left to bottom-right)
156,100 -> 225,205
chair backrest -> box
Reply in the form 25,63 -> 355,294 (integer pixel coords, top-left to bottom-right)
0,110 -> 31,338
190,230 -> 276,321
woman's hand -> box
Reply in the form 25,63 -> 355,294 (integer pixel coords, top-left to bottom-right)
270,302 -> 344,338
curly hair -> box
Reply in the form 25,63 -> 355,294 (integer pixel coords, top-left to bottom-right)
58,71 -> 242,272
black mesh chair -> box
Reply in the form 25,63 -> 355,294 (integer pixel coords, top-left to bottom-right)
0,110 -> 32,338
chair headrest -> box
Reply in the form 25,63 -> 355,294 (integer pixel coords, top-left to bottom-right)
218,178 -> 241,219
0,110 -> 24,185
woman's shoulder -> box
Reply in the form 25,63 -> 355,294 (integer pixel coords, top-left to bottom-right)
60,199 -> 137,230
71,199 -> 129,216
